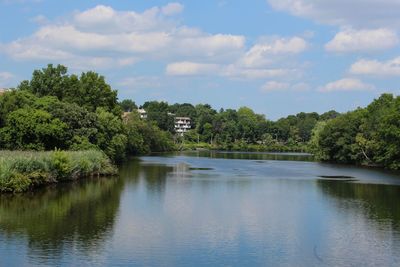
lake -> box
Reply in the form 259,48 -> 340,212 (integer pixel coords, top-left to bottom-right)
1,151 -> 400,266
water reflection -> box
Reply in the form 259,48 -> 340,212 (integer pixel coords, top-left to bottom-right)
0,153 -> 400,266
0,177 -> 124,265
158,150 -> 315,161
317,180 -> 400,228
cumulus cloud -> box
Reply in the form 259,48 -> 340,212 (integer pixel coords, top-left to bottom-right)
325,28 -> 398,52
165,61 -> 297,80
1,3 -> 308,84
261,81 -> 310,93
163,36 -> 308,80
267,0 -> 400,28
1,4 -> 245,69
166,62 -> 220,76
239,36 -> 307,68
161,2 -> 184,16
318,78 -> 374,92
350,57 -> 400,76
222,66 -> 292,80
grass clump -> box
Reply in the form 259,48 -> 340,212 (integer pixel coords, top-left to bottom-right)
0,150 -> 116,193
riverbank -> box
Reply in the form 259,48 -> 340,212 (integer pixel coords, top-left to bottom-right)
0,150 -> 116,193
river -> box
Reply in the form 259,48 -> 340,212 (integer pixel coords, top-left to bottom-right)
1,151 -> 400,266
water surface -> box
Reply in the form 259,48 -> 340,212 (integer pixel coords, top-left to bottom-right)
1,151 -> 400,266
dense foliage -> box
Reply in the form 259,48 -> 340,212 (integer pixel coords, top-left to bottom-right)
0,65 -> 175,161
2,64 -> 398,171
139,100 -> 339,151
0,150 -> 116,192
310,94 -> 400,169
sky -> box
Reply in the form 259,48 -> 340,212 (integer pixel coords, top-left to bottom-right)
0,0 -> 400,119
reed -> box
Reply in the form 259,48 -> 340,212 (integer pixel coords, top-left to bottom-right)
0,150 -> 116,193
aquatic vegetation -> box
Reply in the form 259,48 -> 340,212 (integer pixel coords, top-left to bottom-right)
0,150 -> 116,193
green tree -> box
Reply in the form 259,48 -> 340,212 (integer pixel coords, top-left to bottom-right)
120,99 -> 137,112
0,108 -> 68,150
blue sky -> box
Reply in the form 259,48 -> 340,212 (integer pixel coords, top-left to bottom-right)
1,0 -> 400,119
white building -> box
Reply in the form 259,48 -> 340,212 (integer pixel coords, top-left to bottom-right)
175,117 -> 191,136
137,108 -> 147,119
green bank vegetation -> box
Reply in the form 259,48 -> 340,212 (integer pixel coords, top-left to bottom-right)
310,93 -> 400,170
0,150 -> 116,192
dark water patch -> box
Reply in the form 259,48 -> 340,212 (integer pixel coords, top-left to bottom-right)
189,167 -> 214,171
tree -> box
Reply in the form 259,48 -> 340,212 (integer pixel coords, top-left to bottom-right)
120,99 -> 137,112
20,64 -> 69,100
95,108 -> 127,161
316,109 -> 365,163
0,108 -> 68,150
0,90 -> 37,127
74,71 -> 118,112
143,101 -> 175,132
19,64 -> 119,113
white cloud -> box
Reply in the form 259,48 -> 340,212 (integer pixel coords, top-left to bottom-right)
261,81 -> 289,92
161,3 -> 184,16
165,61 -> 296,80
350,57 -> 400,76
267,0 -> 400,28
2,3 -> 307,84
1,4 -> 245,69
239,36 -> 307,68
318,78 -> 374,92
222,64 -> 294,79
325,28 -> 398,52
260,81 -> 310,93
166,62 -> 220,76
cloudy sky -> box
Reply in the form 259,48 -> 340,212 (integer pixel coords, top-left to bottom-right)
1,0 -> 400,119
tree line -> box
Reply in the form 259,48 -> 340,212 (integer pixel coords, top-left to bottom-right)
1,64 -> 399,170
121,99 -> 339,152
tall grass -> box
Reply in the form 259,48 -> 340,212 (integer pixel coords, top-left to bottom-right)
0,150 -> 116,193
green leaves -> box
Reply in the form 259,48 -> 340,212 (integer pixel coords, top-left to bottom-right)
19,64 -> 119,113
312,94 -> 400,169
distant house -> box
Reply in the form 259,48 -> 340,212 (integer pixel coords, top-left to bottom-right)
137,108 -> 147,119
0,88 -> 7,95
175,117 -> 191,136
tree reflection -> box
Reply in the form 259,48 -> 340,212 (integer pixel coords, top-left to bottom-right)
0,176 -> 124,262
317,180 -> 400,228
163,151 -> 314,161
